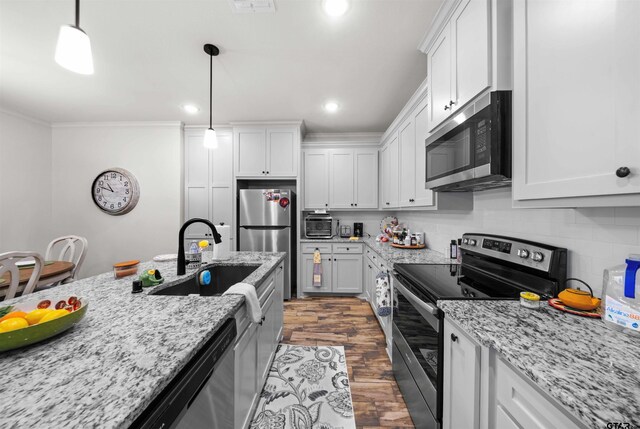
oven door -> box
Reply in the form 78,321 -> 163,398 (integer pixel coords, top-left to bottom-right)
392,273 -> 442,426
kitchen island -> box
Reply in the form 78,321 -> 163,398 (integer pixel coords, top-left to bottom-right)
439,300 -> 640,429
0,251 -> 285,429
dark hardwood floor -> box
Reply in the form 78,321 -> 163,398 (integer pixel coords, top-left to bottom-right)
282,297 -> 415,429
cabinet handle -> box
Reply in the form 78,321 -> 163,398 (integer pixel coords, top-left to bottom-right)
350,203 -> 353,207
259,315 -> 266,325
451,333 -> 458,342
449,100 -> 456,106
262,171 -> 265,174
386,202 -> 390,205
444,105 -> 450,111
354,203 -> 358,207
616,167 -> 631,178
266,171 -> 270,174
325,203 -> 328,207
346,248 -> 350,251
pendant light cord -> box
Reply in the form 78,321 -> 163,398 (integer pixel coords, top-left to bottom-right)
75,0 -> 80,28
209,53 -> 213,130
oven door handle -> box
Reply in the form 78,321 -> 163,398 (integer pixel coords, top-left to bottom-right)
393,271 -> 439,316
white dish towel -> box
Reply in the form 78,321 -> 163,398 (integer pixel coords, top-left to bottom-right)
223,282 -> 262,323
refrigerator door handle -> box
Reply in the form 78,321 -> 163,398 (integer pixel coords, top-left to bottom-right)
239,226 -> 289,230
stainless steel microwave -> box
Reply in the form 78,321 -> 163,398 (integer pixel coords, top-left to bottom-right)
425,90 -> 512,192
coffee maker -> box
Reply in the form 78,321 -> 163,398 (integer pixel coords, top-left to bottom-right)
353,222 -> 364,237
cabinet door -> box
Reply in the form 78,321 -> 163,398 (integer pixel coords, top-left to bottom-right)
301,253 -> 332,293
387,135 -> 400,208
513,0 -> 640,201
442,319 -> 481,429
303,150 -> 330,209
257,290 -> 276,386
211,132 -> 233,228
234,322 -> 259,429
413,98 -> 436,207
354,149 -> 378,209
329,149 -> 355,209
332,254 -> 363,293
267,128 -> 297,177
235,129 -> 267,176
185,132 -> 210,237
273,263 -> 284,339
380,143 -> 390,209
451,0 -> 490,110
399,117 -> 416,207
428,24 -> 453,130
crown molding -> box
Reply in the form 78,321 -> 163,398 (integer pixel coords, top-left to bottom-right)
303,132 -> 382,146
51,121 -> 183,129
380,76 -> 429,142
417,0 -> 462,53
0,107 -> 50,127
183,124 -> 233,130
229,120 -> 304,127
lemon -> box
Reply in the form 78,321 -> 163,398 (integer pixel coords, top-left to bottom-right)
25,308 -> 53,325
0,311 -> 27,323
0,317 -> 29,333
38,309 -> 70,324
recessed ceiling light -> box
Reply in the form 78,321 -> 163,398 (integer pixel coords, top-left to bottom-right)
322,0 -> 349,17
182,104 -> 200,114
324,102 -> 339,113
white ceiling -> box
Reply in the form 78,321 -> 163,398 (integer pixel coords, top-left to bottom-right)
0,0 -> 442,133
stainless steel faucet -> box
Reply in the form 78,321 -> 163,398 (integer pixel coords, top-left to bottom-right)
177,218 -> 222,275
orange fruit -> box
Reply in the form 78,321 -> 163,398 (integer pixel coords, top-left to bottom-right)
25,308 -> 53,325
38,309 -> 70,324
0,311 -> 27,323
0,317 -> 29,333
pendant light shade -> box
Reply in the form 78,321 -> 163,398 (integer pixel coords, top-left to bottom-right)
203,128 -> 218,149
203,44 -> 220,149
55,0 -> 94,75
55,25 -> 94,74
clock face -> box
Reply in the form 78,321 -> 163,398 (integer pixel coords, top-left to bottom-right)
91,168 -> 140,215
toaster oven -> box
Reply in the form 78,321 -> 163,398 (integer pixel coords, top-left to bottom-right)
305,214 -> 336,239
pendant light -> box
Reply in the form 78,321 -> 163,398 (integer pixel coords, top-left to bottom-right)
203,44 -> 220,149
55,0 -> 94,75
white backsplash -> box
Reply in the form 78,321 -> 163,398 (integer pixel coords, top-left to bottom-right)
399,188 -> 640,297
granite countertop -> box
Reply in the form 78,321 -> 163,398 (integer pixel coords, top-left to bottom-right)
301,236 -> 456,266
439,300 -> 640,429
0,251 -> 285,429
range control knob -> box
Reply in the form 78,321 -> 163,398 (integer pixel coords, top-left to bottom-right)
517,249 -> 530,259
531,252 -> 544,262
462,238 -> 469,245
468,239 -> 477,246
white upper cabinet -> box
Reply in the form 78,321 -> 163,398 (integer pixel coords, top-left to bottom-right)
329,150 -> 355,209
399,117 -> 416,206
428,26 -> 453,130
423,0 -> 499,132
413,98 -> 435,206
303,147 -> 378,210
184,129 -> 234,239
451,0 -> 490,110
380,135 -> 400,209
354,149 -> 378,208
303,150 -> 330,210
234,126 -> 299,178
267,128 -> 297,177
513,0 -> 640,206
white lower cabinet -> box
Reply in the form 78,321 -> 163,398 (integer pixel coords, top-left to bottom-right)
234,263 -> 284,428
443,318 -> 584,429
301,244 -> 363,294
443,318 -> 481,429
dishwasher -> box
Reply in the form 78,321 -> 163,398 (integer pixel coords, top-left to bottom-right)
131,318 -> 236,429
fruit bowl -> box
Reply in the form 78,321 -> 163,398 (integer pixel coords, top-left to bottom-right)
0,296 -> 88,352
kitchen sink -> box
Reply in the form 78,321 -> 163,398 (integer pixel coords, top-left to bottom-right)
150,265 -> 260,297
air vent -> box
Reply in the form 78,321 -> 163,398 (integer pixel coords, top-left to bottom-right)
228,0 -> 275,13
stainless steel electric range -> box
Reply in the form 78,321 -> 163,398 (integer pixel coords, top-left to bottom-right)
391,233 -> 567,428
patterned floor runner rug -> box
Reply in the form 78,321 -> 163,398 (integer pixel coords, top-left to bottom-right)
250,345 -> 356,429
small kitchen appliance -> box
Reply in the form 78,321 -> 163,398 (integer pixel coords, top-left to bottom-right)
304,213 -> 336,239
339,225 -> 352,238
354,223 -> 364,237
391,233 -> 566,428
425,91 -> 512,192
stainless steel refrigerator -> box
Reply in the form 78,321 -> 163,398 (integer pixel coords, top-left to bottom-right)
238,189 -> 295,299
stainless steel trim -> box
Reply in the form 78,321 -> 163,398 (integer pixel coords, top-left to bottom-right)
425,168 -> 475,189
392,323 -> 439,415
392,335 -> 438,429
425,91 -> 491,147
393,273 -> 440,329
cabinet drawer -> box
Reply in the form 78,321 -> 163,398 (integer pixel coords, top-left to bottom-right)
332,243 -> 363,254
495,357 -> 581,429
301,243 -> 332,254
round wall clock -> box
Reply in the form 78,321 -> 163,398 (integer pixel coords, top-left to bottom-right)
91,168 -> 140,215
